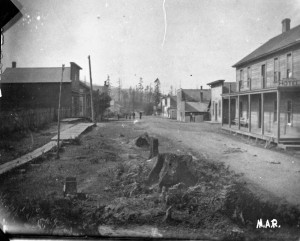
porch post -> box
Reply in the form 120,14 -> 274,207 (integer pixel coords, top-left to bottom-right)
229,96 -> 231,128
221,98 -> 224,126
261,93 -> 264,135
248,94 -> 251,132
277,90 -> 280,143
238,95 -> 240,130
261,93 -> 265,135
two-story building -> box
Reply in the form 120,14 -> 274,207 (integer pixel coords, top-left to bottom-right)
0,62 -> 91,118
207,80 -> 236,123
222,19 -> 300,147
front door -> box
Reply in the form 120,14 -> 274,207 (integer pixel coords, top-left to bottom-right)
215,103 -> 218,121
258,97 -> 261,128
79,96 -> 84,117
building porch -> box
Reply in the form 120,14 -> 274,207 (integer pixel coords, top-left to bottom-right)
222,87 -> 300,144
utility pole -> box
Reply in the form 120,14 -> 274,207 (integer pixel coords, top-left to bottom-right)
56,64 -> 65,159
88,55 -> 95,124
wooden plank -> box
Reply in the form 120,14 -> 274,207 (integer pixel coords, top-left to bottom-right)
52,123 -> 94,140
0,141 -> 57,175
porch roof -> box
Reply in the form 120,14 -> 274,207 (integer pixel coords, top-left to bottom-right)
222,85 -> 300,97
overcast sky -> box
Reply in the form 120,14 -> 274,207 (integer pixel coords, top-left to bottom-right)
3,0 -> 300,92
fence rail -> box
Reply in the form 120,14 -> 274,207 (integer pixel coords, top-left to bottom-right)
0,107 -> 71,135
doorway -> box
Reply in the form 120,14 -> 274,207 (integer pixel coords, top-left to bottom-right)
215,103 -> 218,121
258,96 -> 261,128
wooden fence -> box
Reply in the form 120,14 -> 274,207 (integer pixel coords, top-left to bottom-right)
0,108 -> 71,135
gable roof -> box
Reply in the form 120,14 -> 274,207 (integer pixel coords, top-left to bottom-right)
185,102 -> 209,112
233,24 -> 300,67
79,81 -> 90,90
181,89 -> 211,102
1,67 -> 71,83
207,79 -> 225,87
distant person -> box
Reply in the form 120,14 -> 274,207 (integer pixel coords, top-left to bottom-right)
129,113 -> 131,119
133,112 -> 135,119
192,113 -> 195,122
125,114 -> 128,119
139,112 -> 142,119
190,113 -> 193,122
117,114 -> 120,120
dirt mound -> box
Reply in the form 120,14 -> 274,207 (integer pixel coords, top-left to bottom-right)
147,153 -> 197,189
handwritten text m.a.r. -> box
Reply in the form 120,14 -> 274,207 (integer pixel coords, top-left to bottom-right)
256,219 -> 280,229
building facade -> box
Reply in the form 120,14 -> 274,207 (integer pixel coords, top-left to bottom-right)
177,88 -> 211,122
0,62 -> 91,118
207,80 -> 236,123
222,19 -> 300,146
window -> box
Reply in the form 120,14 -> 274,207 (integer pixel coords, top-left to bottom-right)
274,100 -> 277,122
247,67 -> 251,87
287,100 -> 292,125
274,58 -> 279,83
287,53 -> 292,78
240,69 -> 244,89
261,64 -> 266,88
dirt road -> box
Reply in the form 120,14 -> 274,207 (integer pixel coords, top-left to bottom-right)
135,116 -> 300,206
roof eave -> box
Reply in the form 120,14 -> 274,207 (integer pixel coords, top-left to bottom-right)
232,40 -> 300,68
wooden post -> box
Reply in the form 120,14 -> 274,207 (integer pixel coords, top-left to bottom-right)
88,55 -> 95,124
248,94 -> 251,133
228,84 -> 231,128
238,95 -> 240,130
221,98 -> 224,126
228,97 -> 231,128
277,90 -> 280,143
261,93 -> 264,135
56,64 -> 65,159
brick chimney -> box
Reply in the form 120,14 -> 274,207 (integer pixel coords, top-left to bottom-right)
12,61 -> 16,68
282,18 -> 291,33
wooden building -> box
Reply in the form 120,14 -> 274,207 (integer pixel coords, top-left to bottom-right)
0,62 -> 91,118
167,95 -> 177,119
177,88 -> 211,122
207,80 -> 236,123
222,19 -> 300,147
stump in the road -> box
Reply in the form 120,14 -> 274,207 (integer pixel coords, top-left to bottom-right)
149,138 -> 159,159
64,177 -> 77,196
135,132 -> 151,147
147,153 -> 197,189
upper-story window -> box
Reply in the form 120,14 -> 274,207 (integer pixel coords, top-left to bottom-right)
287,53 -> 292,78
247,67 -> 251,87
239,69 -> 244,89
274,58 -> 280,83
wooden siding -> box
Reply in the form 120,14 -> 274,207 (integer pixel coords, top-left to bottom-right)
293,49 -> 300,79
236,46 -> 300,91
0,83 -> 72,110
266,59 -> 274,88
279,92 -> 300,138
